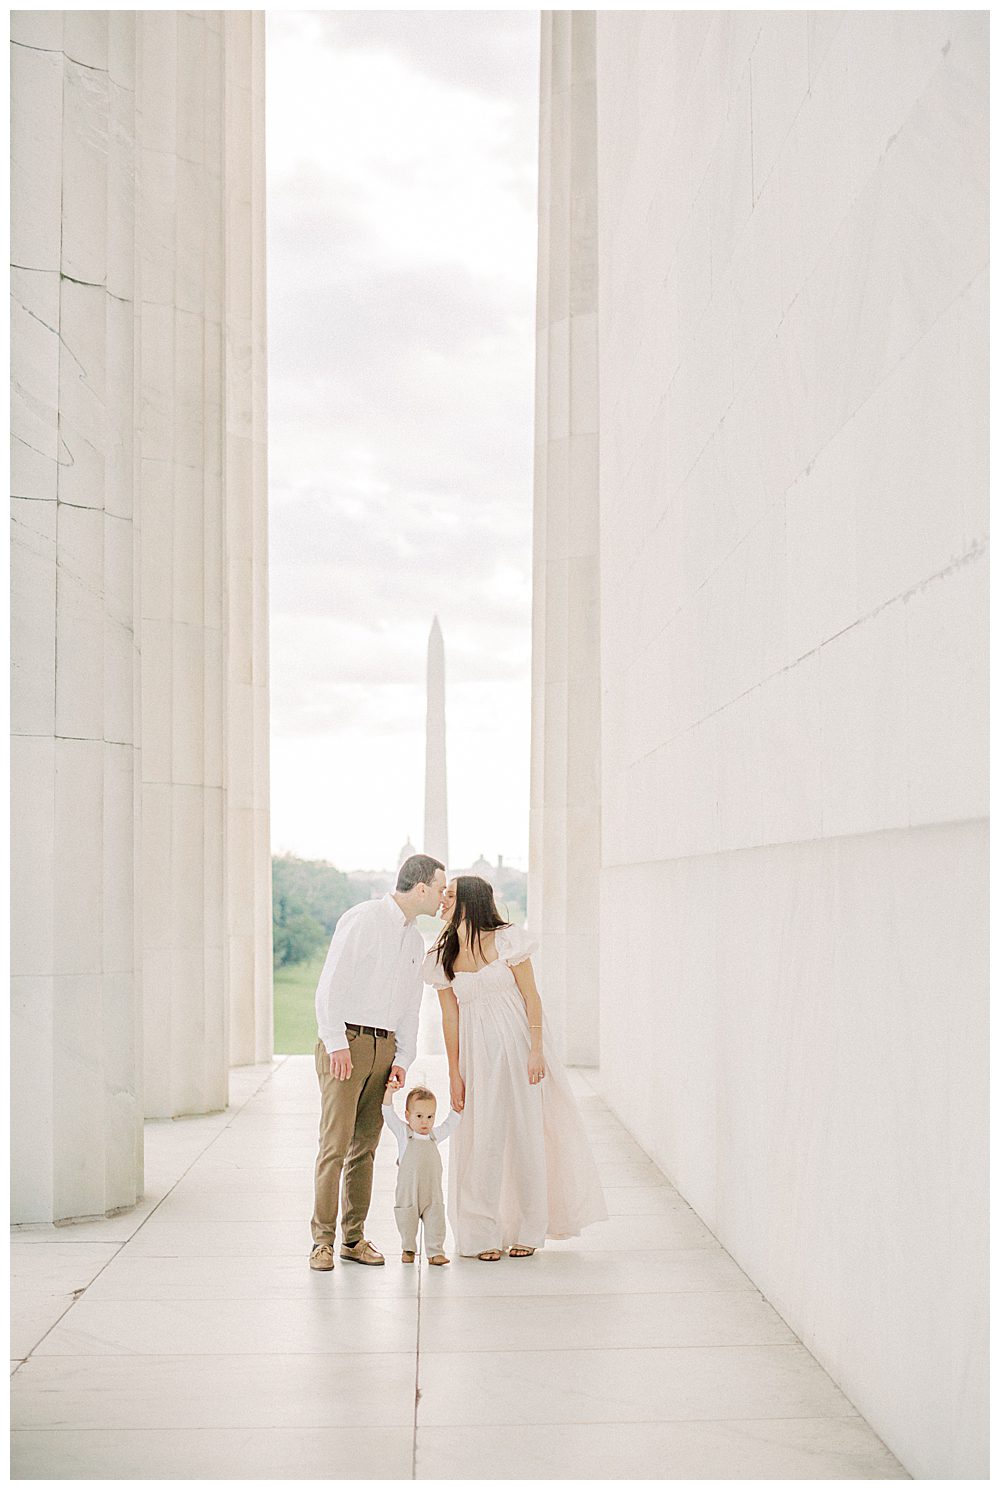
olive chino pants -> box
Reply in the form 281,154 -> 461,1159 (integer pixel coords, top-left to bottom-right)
311,1028 -> 397,1246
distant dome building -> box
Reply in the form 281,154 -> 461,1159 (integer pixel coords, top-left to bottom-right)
397,838 -> 418,869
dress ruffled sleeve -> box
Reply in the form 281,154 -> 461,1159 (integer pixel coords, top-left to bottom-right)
496,924 -> 540,966
422,947 -> 452,988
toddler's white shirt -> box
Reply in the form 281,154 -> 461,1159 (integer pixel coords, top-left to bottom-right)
381,1102 -> 461,1163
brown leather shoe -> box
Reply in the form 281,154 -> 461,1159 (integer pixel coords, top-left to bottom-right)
401,1250 -> 416,1264
428,1254 -> 450,1265
340,1237 -> 385,1266
309,1243 -> 334,1271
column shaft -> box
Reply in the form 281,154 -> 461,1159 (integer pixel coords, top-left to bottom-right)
224,12 -> 273,1067
11,9 -> 273,1213
11,11 -> 143,1221
529,11 -> 601,1065
139,10 -> 273,1114
137,12 -> 228,1117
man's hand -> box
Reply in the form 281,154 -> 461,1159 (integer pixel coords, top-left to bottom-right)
386,1065 -> 406,1091
329,1046 -> 352,1081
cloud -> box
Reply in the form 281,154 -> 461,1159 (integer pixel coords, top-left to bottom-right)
317,11 -> 541,103
267,256 -> 534,503
264,12 -> 538,867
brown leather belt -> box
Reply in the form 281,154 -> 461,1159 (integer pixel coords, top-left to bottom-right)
345,1022 -> 391,1038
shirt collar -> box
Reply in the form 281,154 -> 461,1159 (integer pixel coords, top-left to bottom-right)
383,892 -> 409,925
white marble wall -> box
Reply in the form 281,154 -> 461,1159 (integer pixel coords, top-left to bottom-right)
10,10 -> 271,1215
528,11 -> 601,1066
533,9 -> 987,1478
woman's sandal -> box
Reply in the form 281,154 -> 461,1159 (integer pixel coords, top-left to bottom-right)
508,1245 -> 535,1257
477,1249 -> 502,1261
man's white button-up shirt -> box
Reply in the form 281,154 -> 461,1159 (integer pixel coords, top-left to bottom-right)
314,893 -> 426,1072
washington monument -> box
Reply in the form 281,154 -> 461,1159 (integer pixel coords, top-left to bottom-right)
424,616 -> 449,865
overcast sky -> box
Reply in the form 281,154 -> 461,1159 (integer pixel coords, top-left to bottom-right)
265,11 -> 540,872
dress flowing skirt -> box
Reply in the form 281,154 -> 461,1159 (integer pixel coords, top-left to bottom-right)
448,986 -> 607,1256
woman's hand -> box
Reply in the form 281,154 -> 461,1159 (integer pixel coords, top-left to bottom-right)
450,1073 -> 466,1112
528,1052 -> 546,1086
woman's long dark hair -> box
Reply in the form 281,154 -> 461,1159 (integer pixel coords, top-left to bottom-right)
434,875 -> 511,983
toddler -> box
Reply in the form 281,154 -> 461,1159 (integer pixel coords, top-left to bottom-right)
381,1084 -> 461,1265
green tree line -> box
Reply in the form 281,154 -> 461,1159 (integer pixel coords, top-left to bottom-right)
272,853 -> 529,968
272,854 -> 365,968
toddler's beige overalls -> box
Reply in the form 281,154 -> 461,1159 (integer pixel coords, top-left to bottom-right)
394,1135 -> 447,1255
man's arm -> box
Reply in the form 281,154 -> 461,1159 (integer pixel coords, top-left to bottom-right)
315,908 -> 367,1056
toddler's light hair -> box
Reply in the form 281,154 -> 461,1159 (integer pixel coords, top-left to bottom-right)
405,1085 -> 437,1113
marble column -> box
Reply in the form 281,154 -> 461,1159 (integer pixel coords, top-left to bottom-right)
423,615 -> 449,866
10,10 -> 272,1216
136,10 -> 227,1118
11,11 -> 143,1221
137,11 -> 272,1116
223,13 -> 273,1068
528,11 -> 600,1065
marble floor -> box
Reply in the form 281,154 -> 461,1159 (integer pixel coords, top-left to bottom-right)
11,1035 -> 909,1480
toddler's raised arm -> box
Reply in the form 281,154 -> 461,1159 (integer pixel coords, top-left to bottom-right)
381,1094 -> 409,1160
433,1108 -> 462,1144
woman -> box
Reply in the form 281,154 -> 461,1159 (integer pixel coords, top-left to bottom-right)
422,876 -> 607,1260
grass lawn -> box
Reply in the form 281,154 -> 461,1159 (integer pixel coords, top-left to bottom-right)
273,951 -> 326,1055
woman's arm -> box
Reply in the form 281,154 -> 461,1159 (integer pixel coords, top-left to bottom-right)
511,959 -> 547,1084
437,987 -> 465,1110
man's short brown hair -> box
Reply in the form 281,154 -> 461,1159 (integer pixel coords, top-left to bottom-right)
405,1085 -> 437,1112
396,854 -> 445,893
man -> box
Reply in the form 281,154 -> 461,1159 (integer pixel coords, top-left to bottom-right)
309,853 -> 446,1271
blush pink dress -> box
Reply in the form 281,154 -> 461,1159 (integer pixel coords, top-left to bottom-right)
422,925 -> 607,1256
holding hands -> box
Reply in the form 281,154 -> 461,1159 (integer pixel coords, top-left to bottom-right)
328,1048 -> 405,1090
